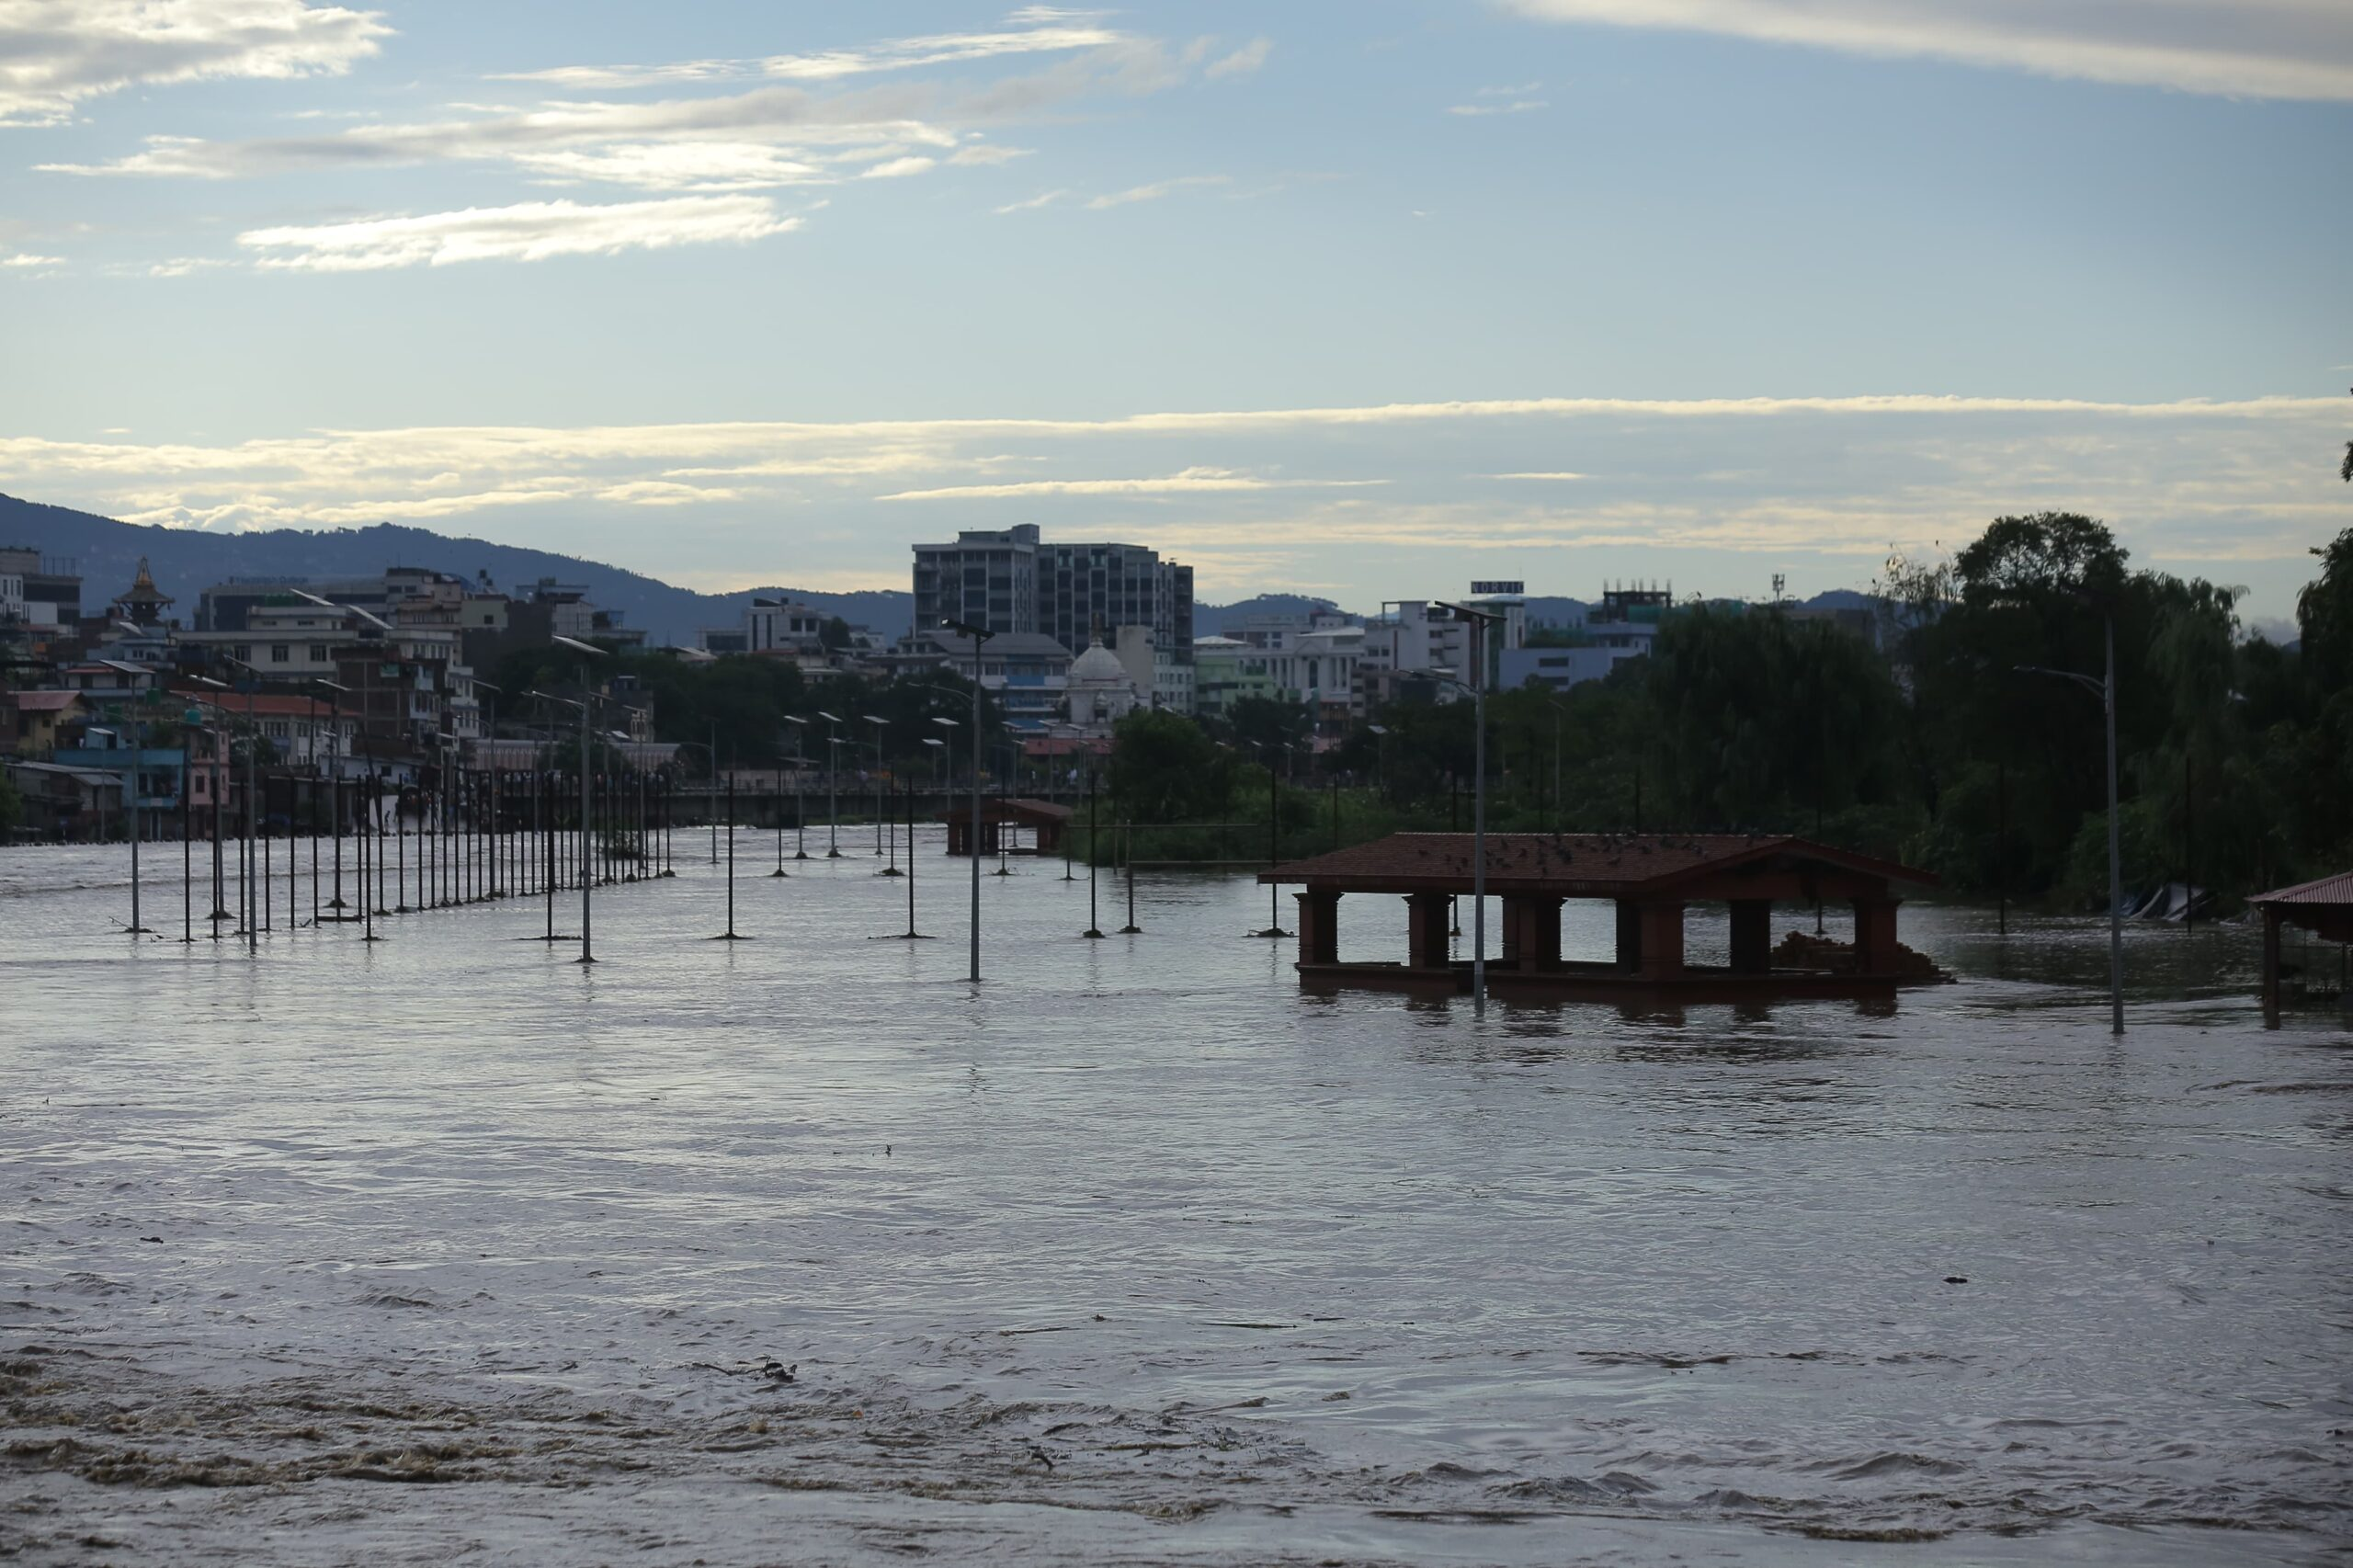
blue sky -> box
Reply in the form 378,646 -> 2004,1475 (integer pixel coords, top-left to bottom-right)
2,1 -> 2347,623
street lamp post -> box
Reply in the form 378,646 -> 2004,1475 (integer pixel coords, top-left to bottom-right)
551,635 -> 608,963
88,722 -> 152,935
782,715 -> 810,859
2018,612 -> 2125,1035
942,621 -> 995,983
867,714 -> 898,873
816,710 -> 845,857
1439,602 -> 1506,1013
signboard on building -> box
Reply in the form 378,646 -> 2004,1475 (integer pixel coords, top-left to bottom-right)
1469,580 -> 1525,597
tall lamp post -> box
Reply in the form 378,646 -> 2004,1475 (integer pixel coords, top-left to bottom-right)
2018,612 -> 2125,1035
1438,602 -> 1505,1014
551,634 -> 608,963
942,620 -> 995,983
866,714 -> 898,872
816,710 -> 846,857
88,722 -> 152,935
782,715 -> 810,859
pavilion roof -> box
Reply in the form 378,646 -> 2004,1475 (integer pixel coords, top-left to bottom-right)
2249,869 -> 2353,908
1262,832 -> 1936,898
942,796 -> 1073,824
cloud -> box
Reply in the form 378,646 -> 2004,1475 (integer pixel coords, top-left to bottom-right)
877,468 -> 1388,500
1205,38 -> 1274,79
0,0 -> 389,128
995,187 -> 1068,213
1086,174 -> 1228,208
2,252 -> 63,267
3,391 -> 2339,615
1447,98 -> 1547,115
237,196 -> 798,271
946,141 -> 1029,165
489,19 -> 1124,90
860,155 -> 936,178
1499,0 -> 2353,101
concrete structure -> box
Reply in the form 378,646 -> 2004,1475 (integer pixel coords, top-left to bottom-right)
943,797 -> 1072,858
911,524 -> 1193,671
2252,870 -> 2353,1026
1262,832 -> 1940,1000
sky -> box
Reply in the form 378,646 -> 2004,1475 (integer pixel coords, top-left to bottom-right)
2,0 -> 2347,624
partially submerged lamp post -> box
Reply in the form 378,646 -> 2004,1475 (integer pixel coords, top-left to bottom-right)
782,715 -> 810,859
867,714 -> 898,873
816,710 -> 846,857
551,633 -> 608,964
1438,601 -> 1506,1014
941,620 -> 995,983
2018,613 -> 2125,1036
87,722 -> 151,936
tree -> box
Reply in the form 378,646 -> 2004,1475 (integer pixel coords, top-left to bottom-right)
821,616 -> 852,652
2297,526 -> 2353,695
1108,710 -> 1233,822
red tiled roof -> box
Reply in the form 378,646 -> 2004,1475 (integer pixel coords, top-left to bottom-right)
2250,870 -> 2353,907
169,688 -> 342,719
943,796 -> 1074,824
1262,832 -> 1935,896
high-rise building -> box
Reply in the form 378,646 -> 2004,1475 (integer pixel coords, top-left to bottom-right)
912,524 -> 1192,666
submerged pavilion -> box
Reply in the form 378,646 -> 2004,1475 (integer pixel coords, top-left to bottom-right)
1261,832 -> 1943,1000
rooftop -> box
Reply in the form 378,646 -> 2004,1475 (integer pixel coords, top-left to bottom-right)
1262,832 -> 1936,898
2250,869 -> 2353,907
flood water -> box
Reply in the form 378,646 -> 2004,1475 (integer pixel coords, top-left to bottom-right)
3,829 -> 2347,1565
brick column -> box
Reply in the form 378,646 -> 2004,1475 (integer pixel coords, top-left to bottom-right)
1851,897 -> 1901,975
1729,899 -> 1772,973
1407,892 -> 1450,970
1638,901 -> 1686,980
1295,889 -> 1340,967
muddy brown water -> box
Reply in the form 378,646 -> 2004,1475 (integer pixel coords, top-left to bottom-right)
2,833 -> 2347,1564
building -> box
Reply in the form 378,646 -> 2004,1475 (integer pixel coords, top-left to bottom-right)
1066,634 -> 1142,736
1114,625 -> 1195,715
0,548 -> 83,632
895,629 -> 1074,730
1193,634 -> 1274,717
910,524 -> 1194,671
3,689 -> 87,755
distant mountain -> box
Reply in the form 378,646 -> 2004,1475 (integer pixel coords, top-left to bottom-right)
1192,593 -> 1345,636
0,494 -> 913,644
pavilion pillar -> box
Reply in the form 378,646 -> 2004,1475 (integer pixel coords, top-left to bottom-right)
1295,889 -> 1340,967
1499,894 -> 1526,964
1851,897 -> 1901,976
1509,895 -> 1563,971
2261,906 -> 2281,1028
1406,892 -> 1450,971
1614,899 -> 1643,973
1729,899 -> 1773,973
1637,901 -> 1686,980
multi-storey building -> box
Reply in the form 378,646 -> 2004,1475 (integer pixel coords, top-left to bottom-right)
911,524 -> 1193,670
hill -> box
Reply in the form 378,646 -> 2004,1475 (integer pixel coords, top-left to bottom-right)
0,494 -> 913,644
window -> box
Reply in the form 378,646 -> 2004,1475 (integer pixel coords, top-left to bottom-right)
310,644 -> 328,662
266,721 -> 290,740
271,643 -> 290,663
